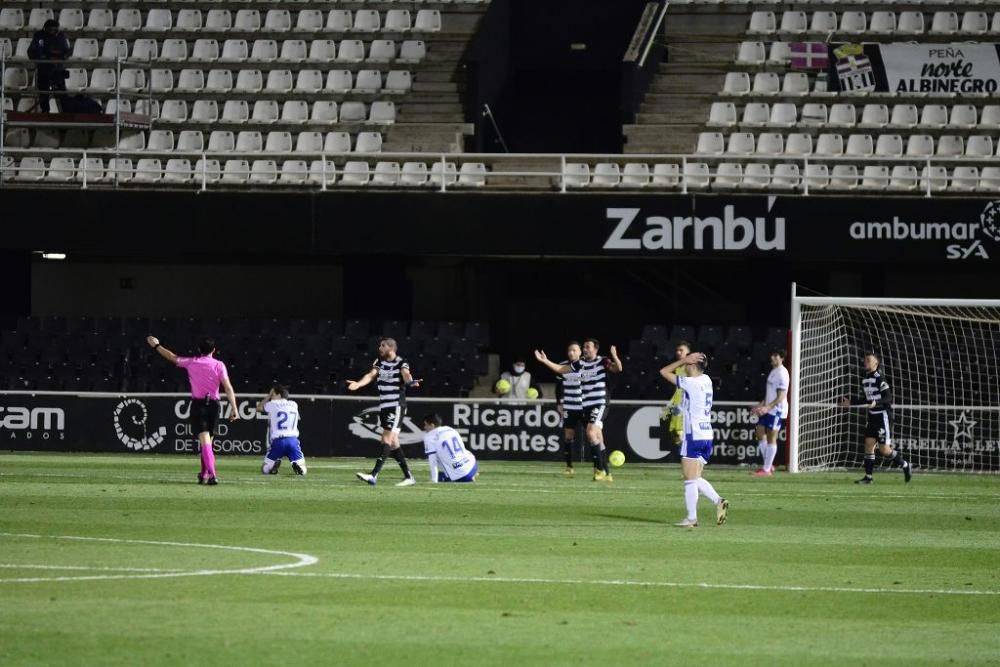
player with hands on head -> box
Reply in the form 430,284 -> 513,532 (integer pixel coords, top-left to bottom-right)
257,384 -> 306,476
660,351 -> 728,528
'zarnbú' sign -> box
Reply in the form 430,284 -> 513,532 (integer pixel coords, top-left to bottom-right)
2,190 -> 999,262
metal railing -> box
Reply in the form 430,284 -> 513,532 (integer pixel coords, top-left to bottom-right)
0,147 -> 994,196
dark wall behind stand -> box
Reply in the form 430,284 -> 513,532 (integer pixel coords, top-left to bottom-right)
465,0 -> 649,153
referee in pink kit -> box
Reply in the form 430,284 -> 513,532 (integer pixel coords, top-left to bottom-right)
147,335 -> 239,485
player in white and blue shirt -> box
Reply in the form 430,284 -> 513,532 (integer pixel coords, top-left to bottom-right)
751,349 -> 789,477
257,384 -> 306,475
421,414 -> 478,483
660,352 -> 728,528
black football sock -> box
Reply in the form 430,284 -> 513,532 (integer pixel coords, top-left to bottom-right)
371,444 -> 391,476
563,440 -> 574,467
599,447 -> 610,474
589,444 -> 601,469
391,447 -> 412,478
864,454 -> 875,477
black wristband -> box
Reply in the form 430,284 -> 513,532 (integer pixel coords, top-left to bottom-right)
154,343 -> 162,350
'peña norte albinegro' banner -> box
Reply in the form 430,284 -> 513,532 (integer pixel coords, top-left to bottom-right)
0,393 -> 775,466
828,42 -> 1000,95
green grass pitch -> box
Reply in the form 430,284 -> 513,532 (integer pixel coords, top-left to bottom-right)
1,453 -> 999,666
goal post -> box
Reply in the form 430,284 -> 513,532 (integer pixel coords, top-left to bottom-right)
789,284 -> 1000,473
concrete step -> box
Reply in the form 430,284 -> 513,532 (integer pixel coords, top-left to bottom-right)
649,74 -> 724,94
623,124 -> 701,154
665,42 -> 738,64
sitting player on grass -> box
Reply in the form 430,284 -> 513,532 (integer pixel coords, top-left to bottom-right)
422,414 -> 478,483
257,384 -> 306,476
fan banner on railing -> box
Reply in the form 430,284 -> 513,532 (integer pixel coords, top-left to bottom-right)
827,42 -> 1000,95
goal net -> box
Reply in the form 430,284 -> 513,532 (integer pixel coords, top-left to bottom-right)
790,291 -> 1000,473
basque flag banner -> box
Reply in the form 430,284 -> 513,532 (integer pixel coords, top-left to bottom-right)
790,42 -> 829,70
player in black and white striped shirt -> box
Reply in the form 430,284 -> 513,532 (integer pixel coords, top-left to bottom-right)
536,338 -> 623,481
554,341 -> 584,477
348,337 -> 422,487
838,351 -> 912,485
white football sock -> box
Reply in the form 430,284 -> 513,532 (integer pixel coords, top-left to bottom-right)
758,439 -> 768,464
696,477 -> 720,505
684,480 -> 699,521
763,444 -> 778,471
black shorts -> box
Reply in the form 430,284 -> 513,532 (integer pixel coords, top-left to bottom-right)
189,398 -> 220,435
379,405 -> 405,433
562,409 -> 584,430
864,411 -> 893,445
583,404 -> 609,426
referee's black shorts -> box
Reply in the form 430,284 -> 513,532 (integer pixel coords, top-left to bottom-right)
189,397 -> 220,435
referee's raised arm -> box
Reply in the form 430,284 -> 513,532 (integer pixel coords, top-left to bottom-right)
146,336 -> 178,364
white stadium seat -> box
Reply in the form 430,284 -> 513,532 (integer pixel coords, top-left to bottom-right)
708,102 -> 737,128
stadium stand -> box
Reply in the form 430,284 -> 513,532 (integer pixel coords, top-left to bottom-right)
623,3 -> 1000,193
3,1 -> 997,193
0,1 -> 483,185
0,315 -> 785,401
0,317 -> 491,397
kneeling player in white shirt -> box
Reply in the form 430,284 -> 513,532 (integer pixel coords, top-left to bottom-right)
751,349 -> 789,476
257,384 -> 306,475
422,414 -> 478,483
660,352 -> 728,528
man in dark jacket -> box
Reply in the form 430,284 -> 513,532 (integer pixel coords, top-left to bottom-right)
27,19 -> 70,112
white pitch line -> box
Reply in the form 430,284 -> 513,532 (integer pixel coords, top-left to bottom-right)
0,564 -> 184,573
263,571 -> 1000,597
0,532 -> 318,584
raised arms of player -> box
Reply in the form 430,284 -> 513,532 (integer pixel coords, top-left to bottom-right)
533,349 -> 571,374
346,367 -> 378,391
256,389 -> 275,414
146,336 -> 178,364
659,353 -> 705,386
606,345 -> 624,373
401,366 -> 422,389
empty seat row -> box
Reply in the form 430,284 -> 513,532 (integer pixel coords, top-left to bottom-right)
4,128 -> 385,153
721,71 -> 814,97
4,67 -> 410,97
95,98 -> 399,126
34,67 -> 411,97
747,10 -> 997,36
696,130 -> 1000,158
0,8 -> 442,34
1,37 -> 425,66
674,162 -> 997,194
2,157 -> 487,188
721,70 -> 998,98
2,37 -> 426,65
710,101 -> 1000,129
